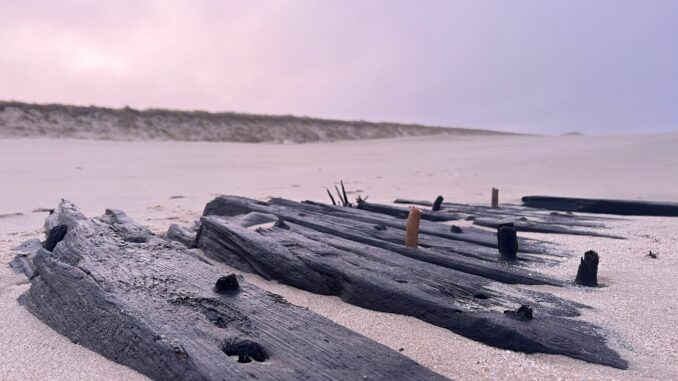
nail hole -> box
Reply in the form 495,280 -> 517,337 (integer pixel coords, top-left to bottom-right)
222,338 -> 267,363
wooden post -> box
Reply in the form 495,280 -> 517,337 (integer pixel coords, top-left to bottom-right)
491,188 -> 499,208
432,195 -> 444,211
575,250 -> 599,286
497,222 -> 518,260
405,207 -> 422,248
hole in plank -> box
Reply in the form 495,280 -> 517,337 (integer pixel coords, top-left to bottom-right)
222,338 -> 267,363
43,225 -> 68,251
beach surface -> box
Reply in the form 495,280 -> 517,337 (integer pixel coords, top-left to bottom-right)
2,133 -> 677,380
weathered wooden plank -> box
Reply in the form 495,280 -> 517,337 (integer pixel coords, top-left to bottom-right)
277,199 -> 558,256
357,199 -> 462,221
472,217 -> 625,239
17,201 -> 448,381
8,238 -> 42,278
394,198 -> 624,222
196,212 -> 627,369
201,196 -> 562,285
522,195 -> 678,217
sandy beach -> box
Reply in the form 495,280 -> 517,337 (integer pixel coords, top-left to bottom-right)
2,133 -> 678,380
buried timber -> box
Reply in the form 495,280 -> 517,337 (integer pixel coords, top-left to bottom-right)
10,194 -> 630,380
13,201 -> 446,381
193,196 -> 627,369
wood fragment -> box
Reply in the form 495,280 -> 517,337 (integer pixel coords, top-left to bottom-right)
196,197 -> 628,369
575,250 -> 600,287
432,195 -> 444,211
17,201 -> 447,381
473,217 -> 624,239
497,223 -> 518,260
523,195 -> 678,217
405,207 -> 422,248
203,196 -> 562,284
325,188 -> 337,206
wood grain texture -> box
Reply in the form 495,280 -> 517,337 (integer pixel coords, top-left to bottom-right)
17,201 -> 447,381
197,195 -> 627,369
393,198 -> 624,238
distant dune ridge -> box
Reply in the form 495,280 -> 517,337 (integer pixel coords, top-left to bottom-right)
0,101 -> 512,143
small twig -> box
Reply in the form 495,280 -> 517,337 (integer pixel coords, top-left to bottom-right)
356,194 -> 368,204
334,185 -> 345,206
340,181 -> 350,207
326,188 -> 337,206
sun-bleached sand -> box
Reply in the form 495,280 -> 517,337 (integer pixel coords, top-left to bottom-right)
1,133 -> 678,380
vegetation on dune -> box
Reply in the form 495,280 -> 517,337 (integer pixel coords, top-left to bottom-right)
0,100 -> 514,143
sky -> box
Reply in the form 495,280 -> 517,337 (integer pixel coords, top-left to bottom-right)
0,0 -> 676,134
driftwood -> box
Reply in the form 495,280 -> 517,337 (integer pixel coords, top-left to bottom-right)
197,195 -> 627,369
522,195 -> 678,217
291,199 -> 557,255
497,223 -> 518,260
432,195 -> 444,211
473,217 -> 624,239
575,250 -> 600,287
200,196 -> 562,285
16,201 -> 447,381
394,198 -> 622,238
8,238 -> 43,279
166,221 -> 202,248
357,200 -> 461,221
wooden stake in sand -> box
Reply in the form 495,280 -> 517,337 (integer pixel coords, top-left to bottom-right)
432,195 -> 444,211
405,207 -> 422,248
575,250 -> 599,286
491,188 -> 499,208
497,222 -> 518,260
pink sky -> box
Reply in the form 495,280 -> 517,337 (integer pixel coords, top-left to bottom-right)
1,0 -> 677,133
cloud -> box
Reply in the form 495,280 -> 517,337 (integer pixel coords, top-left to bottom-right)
0,0 -> 676,133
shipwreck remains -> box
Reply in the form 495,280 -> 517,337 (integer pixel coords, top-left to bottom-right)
195,195 -> 627,369
14,201 -> 447,381
575,250 -> 601,287
393,198 -> 625,238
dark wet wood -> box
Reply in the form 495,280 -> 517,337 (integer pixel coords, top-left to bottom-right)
284,199 -> 557,255
522,195 -> 678,217
197,196 -> 626,368
196,196 -> 627,369
473,217 -> 624,239
575,250 -> 600,287
17,201 -> 448,381
394,198 -> 624,238
357,200 -> 461,221
497,223 -> 518,260
202,196 -> 562,285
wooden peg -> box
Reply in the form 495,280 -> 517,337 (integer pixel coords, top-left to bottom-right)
432,195 -> 444,211
405,207 -> 422,248
491,188 -> 499,208
575,250 -> 599,286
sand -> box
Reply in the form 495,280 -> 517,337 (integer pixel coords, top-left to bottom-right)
1,133 -> 677,380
